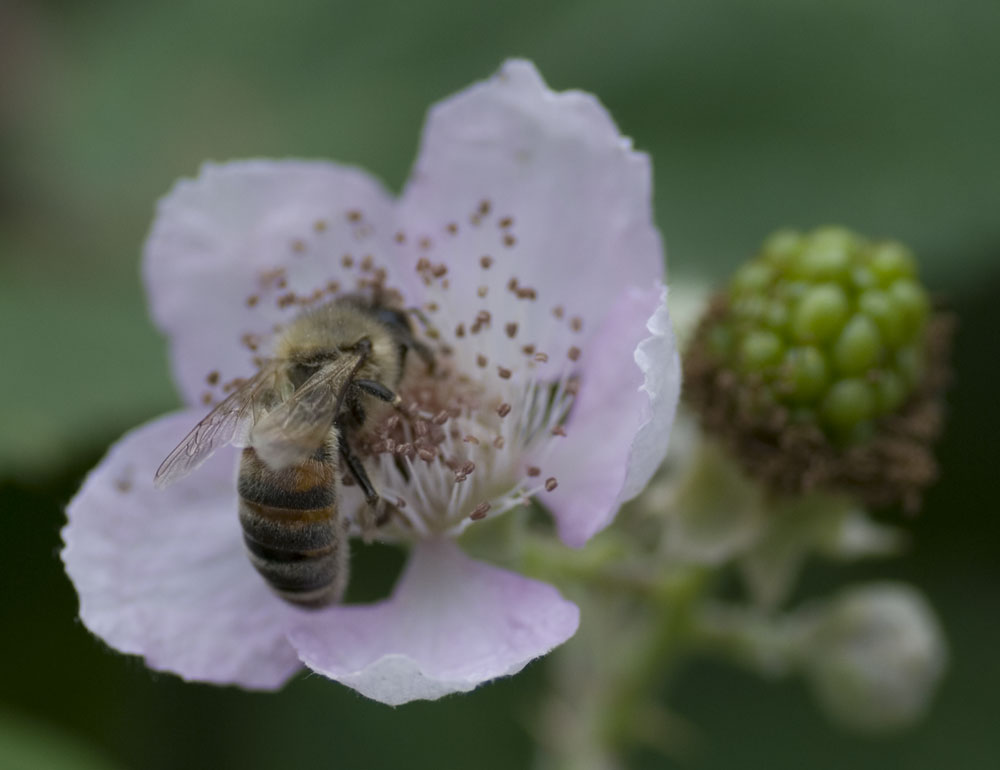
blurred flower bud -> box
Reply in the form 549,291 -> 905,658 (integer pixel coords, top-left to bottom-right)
793,583 -> 947,732
684,227 -> 953,511
739,493 -> 905,609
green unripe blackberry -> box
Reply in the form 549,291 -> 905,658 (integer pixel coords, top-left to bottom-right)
714,226 -> 931,442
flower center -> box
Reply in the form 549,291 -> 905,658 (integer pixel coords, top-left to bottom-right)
360,351 -> 575,539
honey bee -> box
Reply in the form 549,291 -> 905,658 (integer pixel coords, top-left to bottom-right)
155,294 -> 432,608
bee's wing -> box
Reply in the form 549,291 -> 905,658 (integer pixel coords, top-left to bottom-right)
154,361 -> 284,488
251,352 -> 366,470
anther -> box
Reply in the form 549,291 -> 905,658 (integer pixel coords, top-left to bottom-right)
395,231 -> 406,243
516,287 -> 536,300
455,323 -> 466,338
478,285 -> 488,298
326,281 -> 340,294
503,234 -> 517,247
360,254 -> 374,271
493,436 -> 506,449
432,410 -> 449,425
553,306 -> 565,319
478,200 -> 492,216
505,323 -> 518,338
526,466 -> 541,477
470,501 -> 491,520
446,222 -> 458,234
497,403 -> 512,418
545,477 -> 558,492
314,219 -> 328,232
568,346 -> 581,361
570,316 -> 583,332
432,263 -> 448,278
460,461 -> 476,475
347,210 -> 362,223
534,352 -> 549,363
246,294 -> 259,307
551,425 -> 567,436
480,255 -> 494,269
419,448 -> 436,463
522,344 -> 536,355
342,255 -> 354,268
206,371 -> 220,386
201,392 -> 213,405
477,354 -> 488,368
291,239 -> 306,253
463,435 -> 480,445
419,237 -> 432,250
499,216 -> 513,228
497,366 -> 512,380
240,333 -> 260,352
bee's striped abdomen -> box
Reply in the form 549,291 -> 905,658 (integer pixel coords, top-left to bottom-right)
237,447 -> 347,609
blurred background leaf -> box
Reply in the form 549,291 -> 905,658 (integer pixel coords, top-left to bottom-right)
1,0 -> 998,767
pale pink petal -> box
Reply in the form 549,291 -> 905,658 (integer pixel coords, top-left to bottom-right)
397,59 -> 663,366
287,539 -> 579,705
62,411 -> 302,690
143,160 -> 404,405
537,285 -> 680,547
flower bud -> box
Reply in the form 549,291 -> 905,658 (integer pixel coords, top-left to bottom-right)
794,583 -> 947,732
684,227 -> 953,510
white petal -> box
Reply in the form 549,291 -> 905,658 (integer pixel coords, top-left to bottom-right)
62,411 -> 302,690
538,285 -> 680,546
143,160 -> 401,404
288,539 -> 579,705
398,59 -> 664,371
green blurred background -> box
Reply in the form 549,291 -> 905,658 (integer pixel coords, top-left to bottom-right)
2,0 -> 998,767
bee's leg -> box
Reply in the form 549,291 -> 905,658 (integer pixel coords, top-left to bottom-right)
354,379 -> 402,407
337,431 -> 387,540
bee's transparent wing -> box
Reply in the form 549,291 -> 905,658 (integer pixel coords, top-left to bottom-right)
154,361 -> 284,488
251,352 -> 365,470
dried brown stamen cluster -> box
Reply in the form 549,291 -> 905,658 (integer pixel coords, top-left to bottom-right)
684,294 -> 955,512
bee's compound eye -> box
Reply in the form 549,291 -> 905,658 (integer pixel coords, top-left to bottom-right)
374,308 -> 412,333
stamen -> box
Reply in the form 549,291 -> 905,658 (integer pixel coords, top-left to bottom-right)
470,501 -> 491,520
